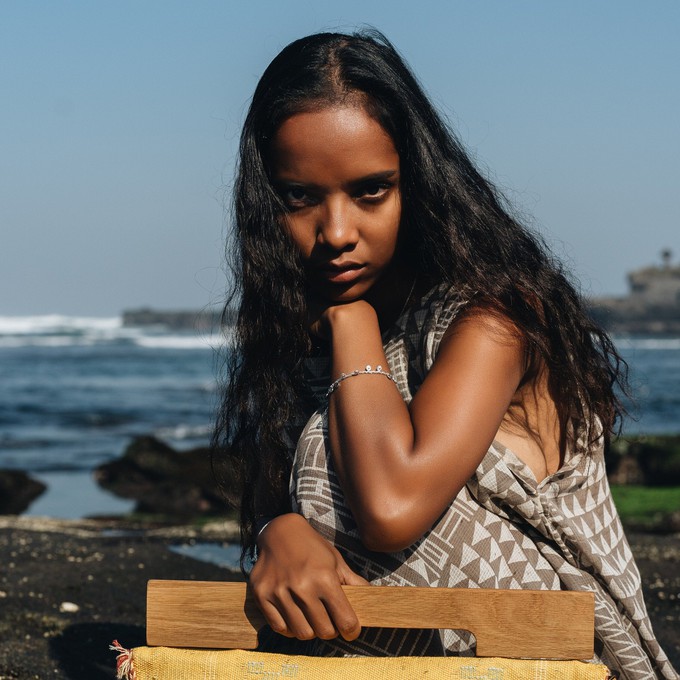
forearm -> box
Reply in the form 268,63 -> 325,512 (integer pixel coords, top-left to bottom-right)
325,303 -> 423,546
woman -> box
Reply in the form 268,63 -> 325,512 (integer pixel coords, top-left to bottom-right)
214,30 -> 677,679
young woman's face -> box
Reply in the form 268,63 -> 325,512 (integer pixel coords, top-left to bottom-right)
270,104 -> 402,305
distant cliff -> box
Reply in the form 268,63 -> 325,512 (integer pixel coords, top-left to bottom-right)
122,253 -> 680,335
589,250 -> 680,334
122,307 -> 235,331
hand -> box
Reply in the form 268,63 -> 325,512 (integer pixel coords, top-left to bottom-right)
250,513 -> 369,641
307,297 -> 376,340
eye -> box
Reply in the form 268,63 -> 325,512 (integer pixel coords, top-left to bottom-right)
280,185 -> 315,209
356,182 -> 392,202
288,186 -> 307,201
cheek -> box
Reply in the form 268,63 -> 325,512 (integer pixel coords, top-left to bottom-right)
281,216 -> 313,258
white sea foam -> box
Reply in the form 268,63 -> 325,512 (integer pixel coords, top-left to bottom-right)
155,423 -> 214,441
134,334 -> 217,350
0,314 -> 227,350
0,315 -> 121,336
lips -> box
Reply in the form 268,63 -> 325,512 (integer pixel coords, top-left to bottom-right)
315,262 -> 366,284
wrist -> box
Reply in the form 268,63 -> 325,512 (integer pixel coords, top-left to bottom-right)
255,512 -> 307,549
324,300 -> 377,329
325,303 -> 387,379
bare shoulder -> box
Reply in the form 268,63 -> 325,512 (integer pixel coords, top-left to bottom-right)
440,305 -> 526,351
410,306 -> 527,461
438,307 -> 562,482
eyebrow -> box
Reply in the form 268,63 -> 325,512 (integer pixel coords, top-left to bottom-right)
347,170 -> 399,188
275,169 -> 399,191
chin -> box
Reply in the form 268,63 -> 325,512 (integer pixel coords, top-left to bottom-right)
324,293 -> 363,305
315,280 -> 372,305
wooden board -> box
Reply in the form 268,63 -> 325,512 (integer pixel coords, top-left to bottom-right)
147,580 -> 595,659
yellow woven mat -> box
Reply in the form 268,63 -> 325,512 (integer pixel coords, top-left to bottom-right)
118,646 -> 611,680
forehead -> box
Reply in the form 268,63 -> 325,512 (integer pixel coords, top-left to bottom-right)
270,105 -> 399,178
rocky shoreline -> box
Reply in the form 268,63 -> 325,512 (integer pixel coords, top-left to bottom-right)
6,433 -> 680,526
0,515 -> 678,679
0,516 -> 242,680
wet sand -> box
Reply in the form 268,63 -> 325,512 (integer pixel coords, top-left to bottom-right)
0,516 -> 677,679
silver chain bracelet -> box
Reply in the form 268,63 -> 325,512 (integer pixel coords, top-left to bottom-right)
325,364 -> 396,399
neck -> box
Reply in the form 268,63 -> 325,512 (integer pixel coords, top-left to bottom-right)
365,262 -> 418,330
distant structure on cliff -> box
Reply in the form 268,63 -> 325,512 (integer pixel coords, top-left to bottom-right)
589,249 -> 680,334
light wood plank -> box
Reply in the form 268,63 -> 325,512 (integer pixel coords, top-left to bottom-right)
147,580 -> 594,659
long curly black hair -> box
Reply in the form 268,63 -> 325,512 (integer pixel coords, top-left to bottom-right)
213,30 -> 628,564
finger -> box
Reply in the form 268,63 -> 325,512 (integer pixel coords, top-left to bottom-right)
291,591 -> 340,640
332,546 -> 371,586
320,588 -> 362,641
338,565 -> 370,586
269,589 -> 316,641
256,598 -> 292,638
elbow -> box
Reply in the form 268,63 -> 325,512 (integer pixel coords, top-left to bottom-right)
354,500 -> 426,553
351,478 -> 468,553
360,531 -> 414,554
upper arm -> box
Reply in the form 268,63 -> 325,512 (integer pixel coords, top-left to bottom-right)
410,310 -> 526,468
366,311 -> 527,549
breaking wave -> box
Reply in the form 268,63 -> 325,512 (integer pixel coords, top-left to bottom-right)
0,315 -> 226,349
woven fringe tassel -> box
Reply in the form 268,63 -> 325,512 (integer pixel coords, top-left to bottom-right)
109,640 -> 136,680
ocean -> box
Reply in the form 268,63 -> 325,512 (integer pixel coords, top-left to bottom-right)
1,315 -> 679,518
0,315 -> 223,518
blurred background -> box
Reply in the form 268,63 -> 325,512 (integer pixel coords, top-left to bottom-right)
1,1 -> 678,522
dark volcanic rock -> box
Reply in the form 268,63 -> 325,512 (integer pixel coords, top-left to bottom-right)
608,436 -> 680,486
607,453 -> 647,486
0,468 -> 46,514
94,436 -> 238,518
637,441 -> 680,486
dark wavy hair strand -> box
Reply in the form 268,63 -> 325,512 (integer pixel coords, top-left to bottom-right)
212,30 -> 629,567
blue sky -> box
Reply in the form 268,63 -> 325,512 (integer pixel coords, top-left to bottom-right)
1,1 -> 678,315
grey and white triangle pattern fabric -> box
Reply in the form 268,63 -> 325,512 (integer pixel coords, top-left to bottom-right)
287,284 -> 677,679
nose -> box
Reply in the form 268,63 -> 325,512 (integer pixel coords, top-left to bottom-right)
316,196 -> 359,251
